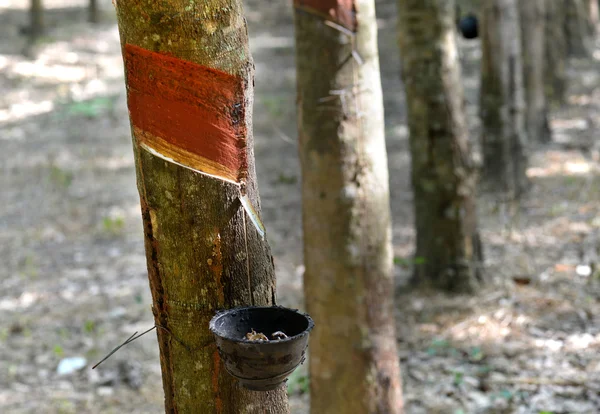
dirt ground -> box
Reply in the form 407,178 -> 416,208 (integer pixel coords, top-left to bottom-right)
1,0 -> 599,413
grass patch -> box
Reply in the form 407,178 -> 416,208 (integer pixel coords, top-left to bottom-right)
102,215 -> 125,235
49,164 -> 74,189
287,368 -> 309,395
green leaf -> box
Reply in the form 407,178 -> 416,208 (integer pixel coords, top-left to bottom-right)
66,96 -> 114,118
393,256 -> 410,266
426,338 -> 450,355
453,371 -> 464,386
286,369 -> 309,395
470,346 -> 485,361
84,320 -> 95,334
413,256 -> 427,265
53,345 -> 64,357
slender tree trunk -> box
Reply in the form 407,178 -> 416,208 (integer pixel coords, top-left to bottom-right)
456,0 -> 480,14
30,0 -> 44,38
480,0 -> 528,199
565,0 -> 594,57
114,1 -> 289,413
294,1 -> 404,413
518,0 -> 551,144
589,0 -> 599,26
89,0 -> 99,24
544,0 -> 568,107
398,0 -> 482,292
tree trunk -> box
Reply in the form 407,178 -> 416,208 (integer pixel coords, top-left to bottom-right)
589,0 -> 599,26
89,0 -> 99,24
564,0 -> 594,57
114,1 -> 289,413
30,0 -> 44,38
480,0 -> 528,199
544,0 -> 568,107
518,0 -> 551,144
398,0 -> 482,292
294,1 -> 404,413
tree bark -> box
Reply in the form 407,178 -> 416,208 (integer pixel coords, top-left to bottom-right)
589,0 -> 599,26
480,0 -> 528,199
30,0 -> 44,38
564,0 -> 594,57
114,1 -> 289,413
294,1 -> 404,413
518,0 -> 551,144
544,0 -> 568,107
398,0 -> 482,292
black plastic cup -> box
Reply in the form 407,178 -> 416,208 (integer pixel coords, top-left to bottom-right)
209,306 -> 314,391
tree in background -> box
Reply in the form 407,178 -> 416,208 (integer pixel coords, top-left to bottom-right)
544,0 -> 569,107
29,0 -> 44,38
398,0 -> 482,293
480,0 -> 528,199
564,0 -> 594,57
114,1 -> 288,412
588,0 -> 599,26
518,0 -> 551,144
89,0 -> 99,24
294,0 -> 404,412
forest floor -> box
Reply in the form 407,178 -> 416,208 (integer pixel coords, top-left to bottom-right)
1,0 -> 600,413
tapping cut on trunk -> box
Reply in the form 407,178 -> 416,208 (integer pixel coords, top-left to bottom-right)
124,44 -> 248,184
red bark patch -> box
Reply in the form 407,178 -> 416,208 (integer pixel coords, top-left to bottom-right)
294,0 -> 356,30
124,44 -> 247,183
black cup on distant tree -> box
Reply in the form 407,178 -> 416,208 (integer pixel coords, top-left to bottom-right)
458,13 -> 479,39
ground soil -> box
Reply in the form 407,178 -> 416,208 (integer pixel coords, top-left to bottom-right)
1,1 -> 599,413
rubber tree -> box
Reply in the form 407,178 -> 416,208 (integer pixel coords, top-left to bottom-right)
589,0 -> 600,26
544,0 -> 568,107
293,0 -> 404,412
114,1 -> 289,412
564,0 -> 594,57
518,0 -> 551,143
89,0 -> 99,24
30,0 -> 44,38
480,0 -> 528,199
398,0 -> 482,292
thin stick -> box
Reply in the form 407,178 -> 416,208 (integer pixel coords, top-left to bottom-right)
92,326 -> 156,369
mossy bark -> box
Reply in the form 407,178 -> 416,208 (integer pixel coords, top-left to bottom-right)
398,0 -> 482,292
294,1 -> 404,413
480,0 -> 528,199
114,1 -> 289,413
518,0 -> 551,144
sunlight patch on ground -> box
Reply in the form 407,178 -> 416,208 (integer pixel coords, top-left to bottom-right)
0,0 -> 87,11
527,150 -> 599,177
14,55 -> 90,82
90,154 -> 133,170
0,99 -> 54,123
0,290 -> 40,310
